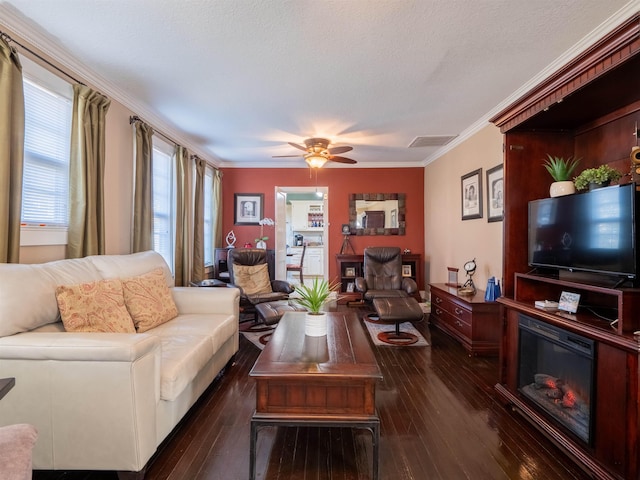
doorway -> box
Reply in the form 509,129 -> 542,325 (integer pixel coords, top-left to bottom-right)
274,186 -> 329,285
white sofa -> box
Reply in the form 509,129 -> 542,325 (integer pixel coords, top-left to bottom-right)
0,251 -> 240,477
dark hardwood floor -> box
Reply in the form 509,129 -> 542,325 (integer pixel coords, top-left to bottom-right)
34,308 -> 591,480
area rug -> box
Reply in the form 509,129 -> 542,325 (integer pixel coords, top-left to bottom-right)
363,318 -> 429,347
241,330 -> 267,350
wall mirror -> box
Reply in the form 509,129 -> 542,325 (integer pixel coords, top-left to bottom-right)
348,193 -> 405,236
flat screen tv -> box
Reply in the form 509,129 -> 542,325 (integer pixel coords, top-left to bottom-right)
528,183 -> 639,282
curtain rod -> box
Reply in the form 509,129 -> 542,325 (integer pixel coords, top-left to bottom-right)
0,30 -> 86,86
129,115 -> 180,147
130,115 -> 219,170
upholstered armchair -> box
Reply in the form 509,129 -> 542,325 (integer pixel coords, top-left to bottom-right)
227,248 -> 294,317
355,247 -> 419,301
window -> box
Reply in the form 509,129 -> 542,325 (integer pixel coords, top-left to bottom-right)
203,165 -> 214,266
152,138 -> 175,270
20,57 -> 73,246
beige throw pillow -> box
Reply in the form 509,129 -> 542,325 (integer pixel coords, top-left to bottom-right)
56,278 -> 136,333
122,268 -> 178,333
233,263 -> 272,295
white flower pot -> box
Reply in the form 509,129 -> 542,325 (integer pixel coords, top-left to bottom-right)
304,312 -> 327,337
256,240 -> 267,249
549,181 -> 576,197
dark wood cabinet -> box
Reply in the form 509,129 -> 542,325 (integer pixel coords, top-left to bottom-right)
498,274 -> 640,480
429,283 -> 501,356
489,15 -> 640,479
336,253 -> 422,303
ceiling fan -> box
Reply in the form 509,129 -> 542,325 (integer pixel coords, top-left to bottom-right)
273,138 -> 357,168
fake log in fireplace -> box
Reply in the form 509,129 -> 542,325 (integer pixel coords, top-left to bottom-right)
518,315 -> 595,445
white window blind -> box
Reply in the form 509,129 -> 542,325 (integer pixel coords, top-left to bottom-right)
21,77 -> 72,226
204,166 -> 213,266
152,139 -> 175,271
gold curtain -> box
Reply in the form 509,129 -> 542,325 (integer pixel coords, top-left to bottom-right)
67,84 -> 111,258
174,145 -> 190,286
132,119 -> 154,252
212,168 -> 223,248
192,157 -> 205,283
0,37 -> 24,263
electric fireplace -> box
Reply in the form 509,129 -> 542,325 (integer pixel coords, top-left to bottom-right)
518,314 -> 595,445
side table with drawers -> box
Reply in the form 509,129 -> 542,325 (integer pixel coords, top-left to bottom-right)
428,283 -> 501,356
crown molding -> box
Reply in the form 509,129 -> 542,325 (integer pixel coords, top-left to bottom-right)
0,5 -> 220,166
423,1 -> 640,167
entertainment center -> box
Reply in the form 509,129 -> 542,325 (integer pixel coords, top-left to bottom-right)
490,13 -> 640,480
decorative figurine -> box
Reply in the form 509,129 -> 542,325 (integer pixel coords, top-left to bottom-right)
225,230 -> 236,248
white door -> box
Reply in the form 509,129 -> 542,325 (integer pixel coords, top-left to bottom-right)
274,190 -> 288,280
274,186 -> 329,282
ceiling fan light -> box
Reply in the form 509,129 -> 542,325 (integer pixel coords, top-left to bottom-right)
305,154 -> 328,169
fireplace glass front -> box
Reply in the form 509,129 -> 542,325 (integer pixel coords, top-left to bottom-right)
518,314 -> 595,445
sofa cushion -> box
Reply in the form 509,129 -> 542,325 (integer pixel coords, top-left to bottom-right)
89,250 -> 174,287
0,257 -> 102,337
153,312 -> 238,353
159,334 -> 213,401
232,263 -> 272,295
122,268 -> 178,333
56,279 -> 136,333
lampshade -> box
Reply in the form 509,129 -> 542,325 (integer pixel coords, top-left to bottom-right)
305,153 -> 328,169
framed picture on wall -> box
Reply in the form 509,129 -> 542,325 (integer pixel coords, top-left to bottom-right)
234,193 -> 263,225
486,164 -> 504,222
461,168 -> 483,220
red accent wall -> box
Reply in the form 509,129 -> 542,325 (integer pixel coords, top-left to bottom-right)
220,167 -> 425,283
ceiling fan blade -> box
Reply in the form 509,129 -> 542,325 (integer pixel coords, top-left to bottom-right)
327,146 -> 353,155
272,154 -> 304,158
287,142 -> 308,152
328,155 -> 357,164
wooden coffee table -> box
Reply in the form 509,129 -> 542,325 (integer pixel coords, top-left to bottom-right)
249,311 -> 382,479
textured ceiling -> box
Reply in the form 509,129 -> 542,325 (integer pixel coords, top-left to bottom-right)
0,0 -> 637,168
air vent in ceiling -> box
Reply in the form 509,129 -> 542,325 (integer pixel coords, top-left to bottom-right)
408,135 -> 458,148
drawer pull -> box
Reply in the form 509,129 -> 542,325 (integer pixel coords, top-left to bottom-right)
456,320 -> 463,327
454,307 -> 464,316
435,297 -> 442,304
435,308 -> 443,315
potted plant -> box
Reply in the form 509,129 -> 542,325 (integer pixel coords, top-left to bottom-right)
254,217 -> 274,249
542,154 -> 581,197
293,278 -> 339,336
574,165 -> 623,191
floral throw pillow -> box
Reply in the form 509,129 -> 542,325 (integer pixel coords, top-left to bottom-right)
122,268 -> 178,333
232,263 -> 272,295
56,278 -> 136,333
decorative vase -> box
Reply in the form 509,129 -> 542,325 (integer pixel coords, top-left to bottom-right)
304,312 -> 327,337
549,181 -> 575,197
256,240 -> 267,249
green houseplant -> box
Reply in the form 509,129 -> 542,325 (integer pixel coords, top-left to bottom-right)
294,278 -> 338,314
294,278 -> 339,336
543,155 -> 581,197
574,165 -> 623,191
542,154 -> 581,182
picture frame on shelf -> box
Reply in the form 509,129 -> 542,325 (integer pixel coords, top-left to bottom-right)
234,193 -> 263,225
446,267 -> 459,287
344,267 -> 356,277
402,264 -> 412,277
486,164 -> 504,222
461,168 -> 483,220
341,224 -> 351,235
346,282 -> 355,293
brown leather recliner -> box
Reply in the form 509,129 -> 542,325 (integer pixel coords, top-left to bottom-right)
227,248 -> 294,313
355,247 -> 418,301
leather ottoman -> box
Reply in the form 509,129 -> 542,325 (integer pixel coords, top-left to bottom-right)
368,296 -> 424,345
255,300 -> 307,326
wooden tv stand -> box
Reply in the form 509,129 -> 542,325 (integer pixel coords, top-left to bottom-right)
497,273 -> 640,479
